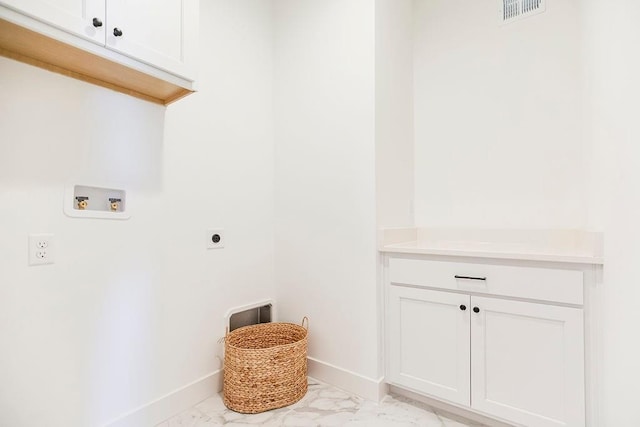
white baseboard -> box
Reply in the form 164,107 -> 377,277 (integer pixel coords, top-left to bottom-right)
307,357 -> 385,402
102,370 -> 223,427
102,358 -> 384,427
389,385 -> 512,427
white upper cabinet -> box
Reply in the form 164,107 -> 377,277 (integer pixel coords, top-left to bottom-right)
1,0 -> 196,79
105,0 -> 197,79
0,0 -> 104,43
0,0 -> 197,97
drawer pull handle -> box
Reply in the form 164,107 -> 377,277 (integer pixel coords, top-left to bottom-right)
459,304 -> 467,311
92,17 -> 103,28
454,275 -> 486,281
113,27 -> 123,37
473,307 -> 480,313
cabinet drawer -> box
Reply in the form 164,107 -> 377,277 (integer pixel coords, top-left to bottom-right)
389,257 -> 583,305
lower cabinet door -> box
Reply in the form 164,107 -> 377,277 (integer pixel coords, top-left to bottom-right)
470,296 -> 585,427
388,285 -> 470,406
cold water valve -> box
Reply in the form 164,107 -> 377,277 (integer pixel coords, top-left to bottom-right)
109,198 -> 122,212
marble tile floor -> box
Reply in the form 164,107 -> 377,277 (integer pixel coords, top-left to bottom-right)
157,379 -> 488,427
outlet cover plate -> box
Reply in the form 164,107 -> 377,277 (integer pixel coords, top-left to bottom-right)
29,234 -> 55,265
206,229 -> 224,249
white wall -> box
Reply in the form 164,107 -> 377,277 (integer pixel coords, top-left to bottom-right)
375,0 -> 414,228
582,0 -> 640,424
0,1 -> 275,425
5,2 -> 637,425
410,0 -> 640,424
273,0 -> 379,381
413,0 -> 585,228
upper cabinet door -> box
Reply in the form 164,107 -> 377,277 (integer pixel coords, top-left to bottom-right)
105,0 -> 198,80
0,0 -> 104,43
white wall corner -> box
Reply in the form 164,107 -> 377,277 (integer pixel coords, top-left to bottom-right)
307,357 -> 387,402
102,371 -> 223,427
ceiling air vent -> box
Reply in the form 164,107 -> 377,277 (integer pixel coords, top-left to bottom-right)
500,0 -> 545,24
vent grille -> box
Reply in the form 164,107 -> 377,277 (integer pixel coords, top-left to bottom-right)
228,302 -> 272,331
500,0 -> 545,23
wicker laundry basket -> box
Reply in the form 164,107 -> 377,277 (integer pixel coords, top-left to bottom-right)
223,317 -> 309,414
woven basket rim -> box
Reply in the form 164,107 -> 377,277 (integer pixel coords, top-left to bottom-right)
225,322 -> 308,351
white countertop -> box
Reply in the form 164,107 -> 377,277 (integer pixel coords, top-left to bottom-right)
379,228 -> 604,265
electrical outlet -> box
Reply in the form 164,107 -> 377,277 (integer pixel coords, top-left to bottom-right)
206,229 -> 225,249
29,234 -> 55,266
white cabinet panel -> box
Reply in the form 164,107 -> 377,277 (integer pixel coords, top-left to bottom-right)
471,296 -> 585,427
0,0 -> 103,43
105,0 -> 197,79
0,0 -> 197,100
389,257 -> 584,305
388,285 -> 470,406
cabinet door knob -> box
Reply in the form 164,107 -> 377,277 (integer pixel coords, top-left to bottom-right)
92,17 -> 103,28
473,307 -> 480,313
459,305 -> 467,311
113,28 -> 123,37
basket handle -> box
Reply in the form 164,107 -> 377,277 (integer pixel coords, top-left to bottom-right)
217,327 -> 229,344
301,316 -> 309,331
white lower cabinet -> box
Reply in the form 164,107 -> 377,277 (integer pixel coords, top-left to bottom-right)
388,286 -> 470,406
388,282 -> 585,426
470,296 -> 584,426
